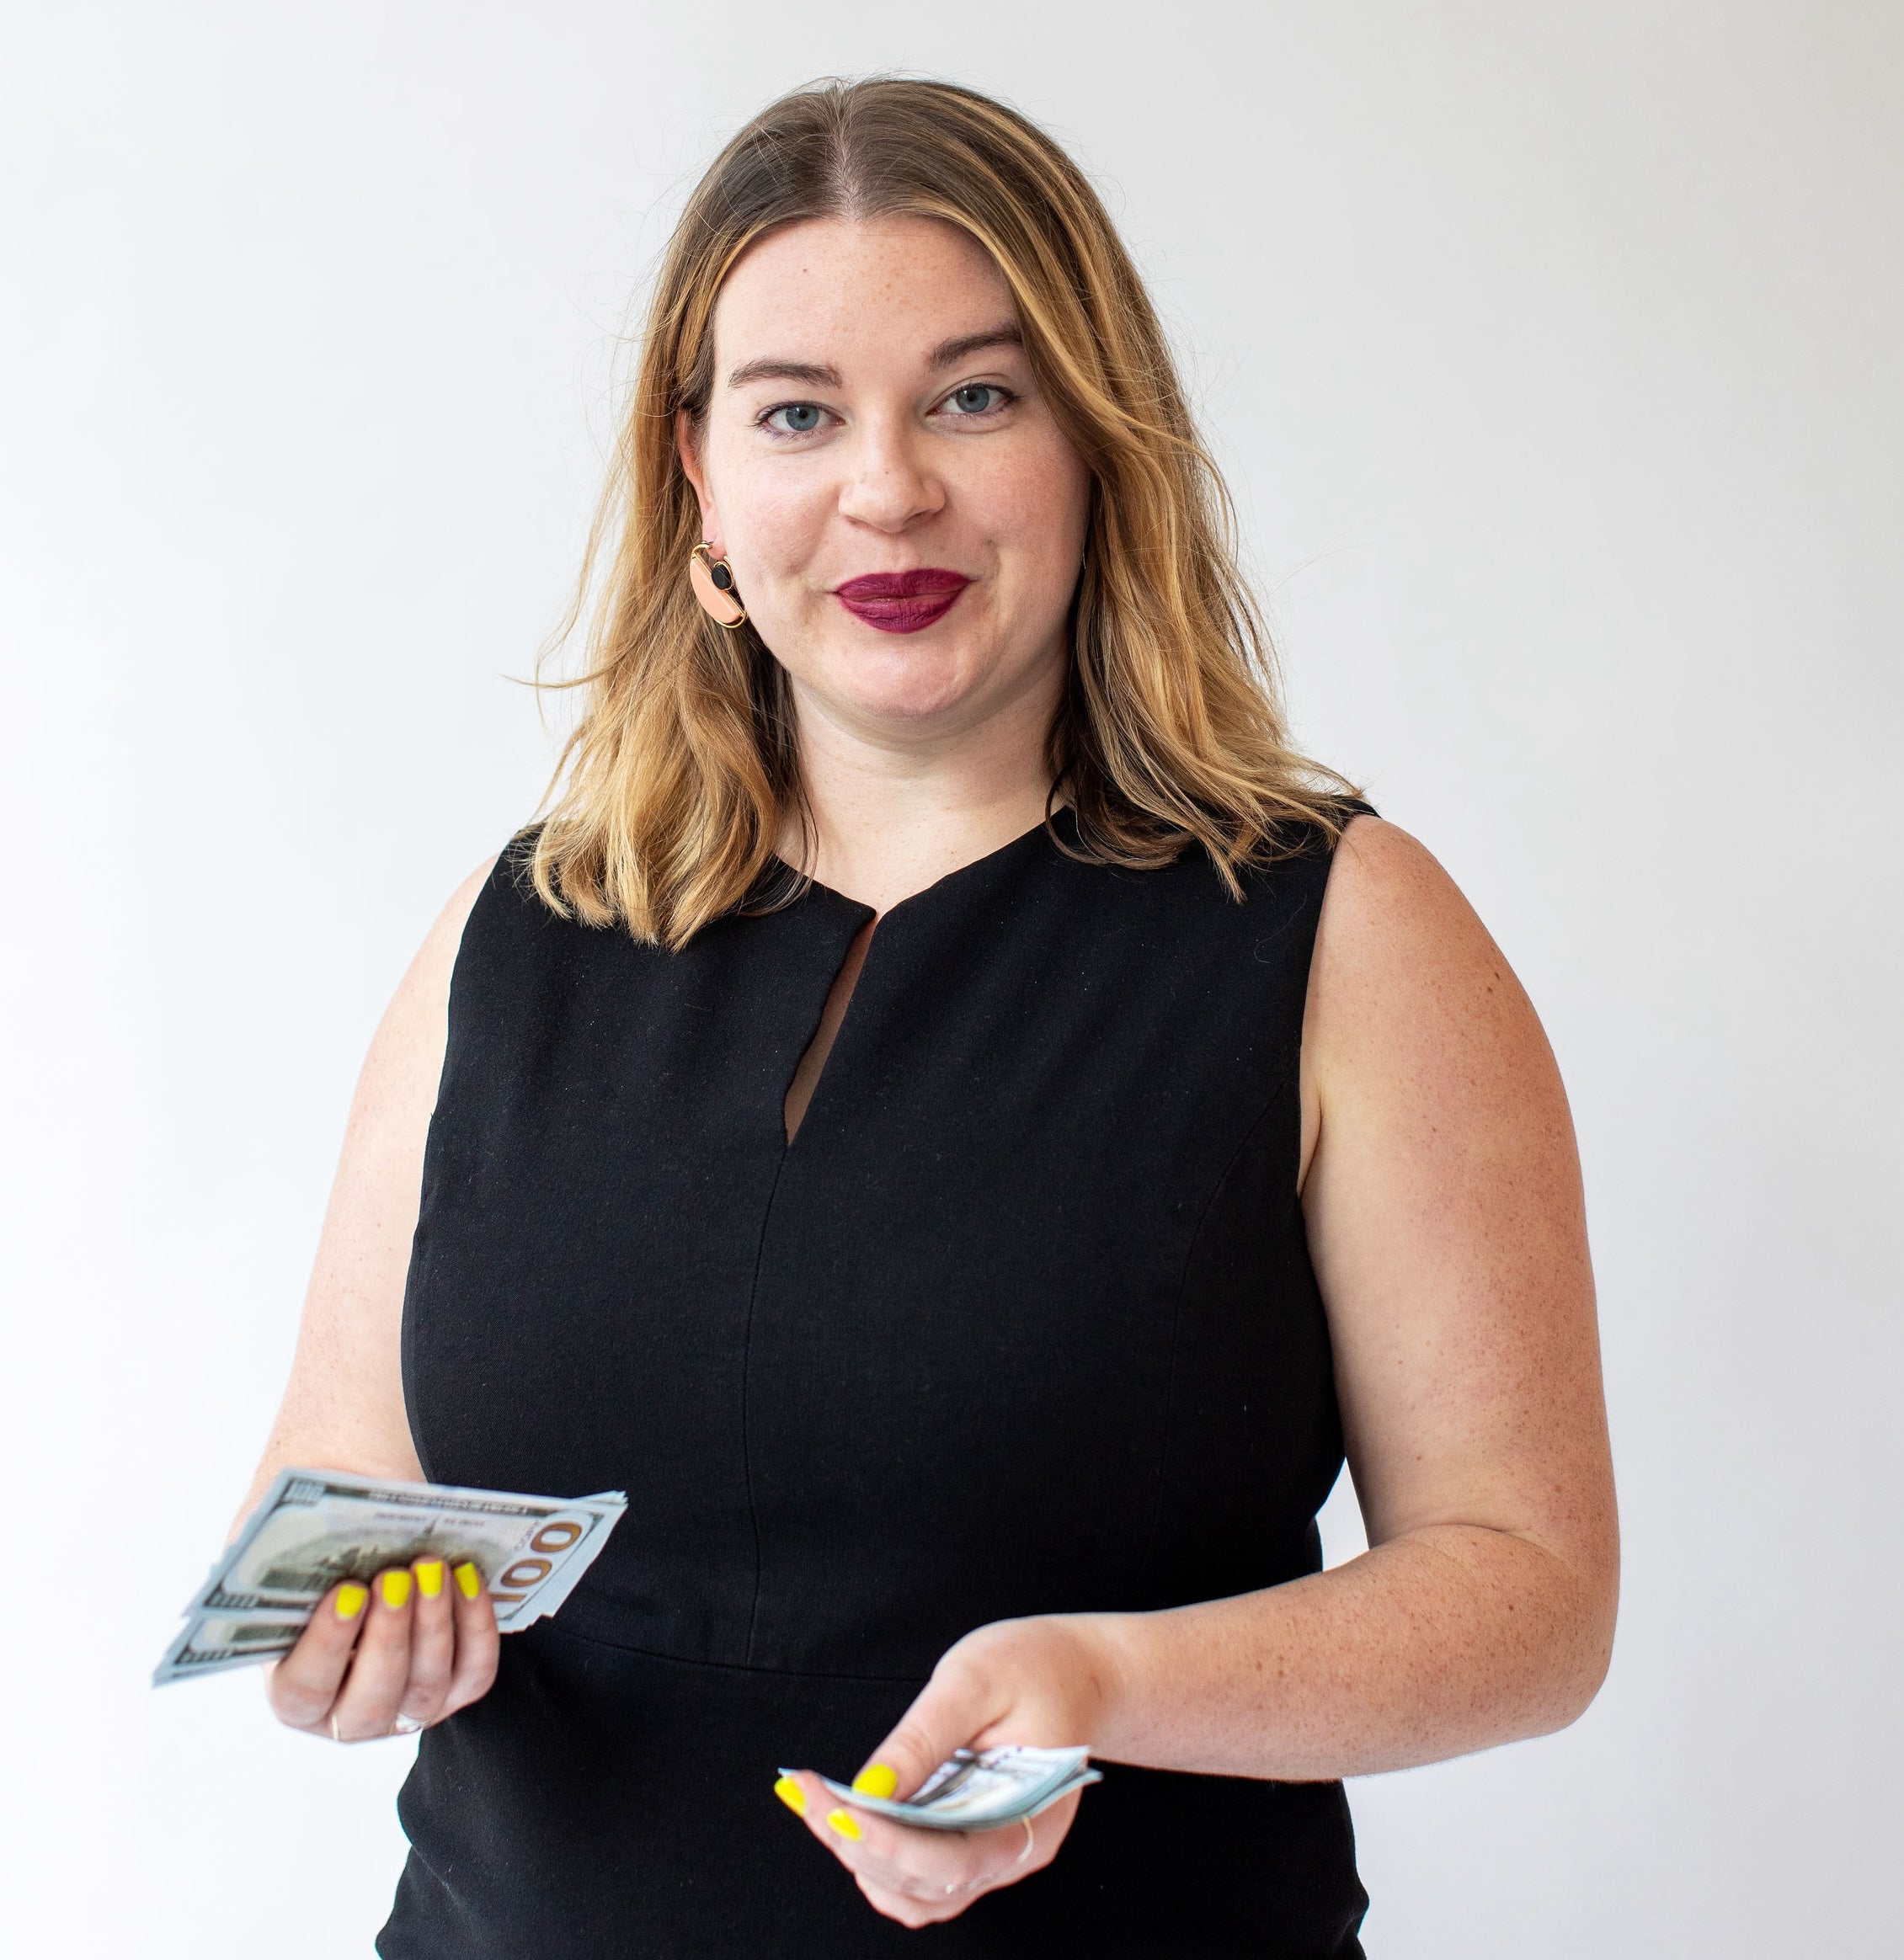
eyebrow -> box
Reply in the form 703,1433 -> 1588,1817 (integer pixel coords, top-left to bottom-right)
724,324 -> 1025,391
727,358 -> 843,389
926,323 -> 1024,370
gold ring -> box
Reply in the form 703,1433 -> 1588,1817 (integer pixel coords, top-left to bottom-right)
330,1712 -> 344,1744
1015,1816 -> 1036,1867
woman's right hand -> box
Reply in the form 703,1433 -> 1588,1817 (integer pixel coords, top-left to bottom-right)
265,1557 -> 500,1743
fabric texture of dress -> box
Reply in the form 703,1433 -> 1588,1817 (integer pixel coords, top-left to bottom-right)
383,806 -> 1371,1957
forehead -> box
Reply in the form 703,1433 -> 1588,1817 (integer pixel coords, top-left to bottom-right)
712,215 -> 1017,365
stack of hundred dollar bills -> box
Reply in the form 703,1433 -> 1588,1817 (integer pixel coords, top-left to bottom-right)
154,1468 -> 625,1686
808,1745 -> 1101,1830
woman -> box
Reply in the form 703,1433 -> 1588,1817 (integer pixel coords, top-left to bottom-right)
240,77 -> 1617,1956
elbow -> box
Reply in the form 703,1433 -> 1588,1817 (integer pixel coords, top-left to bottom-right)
1532,1539 -> 1621,1736
1544,1619 -> 1615,1734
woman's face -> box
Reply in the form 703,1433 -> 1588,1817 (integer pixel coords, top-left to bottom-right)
680,216 -> 1092,748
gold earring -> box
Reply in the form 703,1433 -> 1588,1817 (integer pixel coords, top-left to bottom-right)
689,542 -> 748,630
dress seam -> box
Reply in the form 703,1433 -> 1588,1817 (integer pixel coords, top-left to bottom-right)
1132,1053 -> 1299,1592
538,1616 -> 929,1684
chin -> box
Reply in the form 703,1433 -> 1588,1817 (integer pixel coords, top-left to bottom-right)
820,642 -> 988,727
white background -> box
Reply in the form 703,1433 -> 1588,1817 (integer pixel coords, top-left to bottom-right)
3,3 -> 1898,1953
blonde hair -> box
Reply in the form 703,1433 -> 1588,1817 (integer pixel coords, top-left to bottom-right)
531,77 -> 1355,947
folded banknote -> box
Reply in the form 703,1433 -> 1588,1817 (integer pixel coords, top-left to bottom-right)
153,1468 -> 625,1686
803,1744 -> 1101,1831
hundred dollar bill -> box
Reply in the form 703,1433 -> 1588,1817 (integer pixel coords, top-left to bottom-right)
152,1611 -> 308,1686
157,1468 -> 626,1686
805,1745 -> 1101,1831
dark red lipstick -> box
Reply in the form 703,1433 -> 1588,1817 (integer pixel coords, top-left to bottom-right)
833,567 -> 970,633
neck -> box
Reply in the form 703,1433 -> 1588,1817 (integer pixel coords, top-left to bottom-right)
780,661 -> 1064,915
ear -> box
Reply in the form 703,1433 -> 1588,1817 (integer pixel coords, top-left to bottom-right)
675,409 -> 723,555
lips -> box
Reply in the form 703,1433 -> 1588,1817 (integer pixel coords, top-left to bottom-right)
833,567 -> 970,634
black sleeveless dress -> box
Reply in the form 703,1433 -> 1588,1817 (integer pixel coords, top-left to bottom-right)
383,807 -> 1369,1957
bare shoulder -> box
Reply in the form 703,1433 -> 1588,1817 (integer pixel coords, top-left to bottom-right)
353,854 -> 499,1108
405,855 -> 499,1007
1315,814 -> 1507,988
440,853 -> 500,938
1307,815 -> 1555,1087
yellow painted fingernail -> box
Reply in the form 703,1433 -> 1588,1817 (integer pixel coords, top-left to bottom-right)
380,1569 -> 413,1609
826,1808 -> 862,1842
334,1582 -> 369,1621
454,1561 -> 482,1600
415,1559 -> 445,1599
773,1775 -> 807,1816
851,1763 -> 899,1799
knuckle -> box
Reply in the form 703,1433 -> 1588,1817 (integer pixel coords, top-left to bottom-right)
348,1684 -> 401,1724
932,1643 -> 985,1686
411,1678 -> 452,1716
440,1670 -> 495,1718
269,1680 -> 328,1725
886,1721 -> 941,1773
860,1877 -> 924,1927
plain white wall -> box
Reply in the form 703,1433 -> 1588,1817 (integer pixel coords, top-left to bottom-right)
3,3 -> 1898,1953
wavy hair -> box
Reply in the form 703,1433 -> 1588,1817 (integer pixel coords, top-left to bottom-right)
530,77 -> 1356,946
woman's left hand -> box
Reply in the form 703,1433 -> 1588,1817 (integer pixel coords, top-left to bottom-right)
775,1612 -> 1122,1926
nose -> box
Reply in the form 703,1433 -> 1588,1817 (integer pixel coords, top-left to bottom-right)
836,414 -> 945,533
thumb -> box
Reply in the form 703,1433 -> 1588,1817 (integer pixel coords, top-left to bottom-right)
856,1650 -> 1005,1803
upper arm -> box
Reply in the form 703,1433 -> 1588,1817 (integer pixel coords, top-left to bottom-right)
233,857 -> 496,1528
1299,818 -> 1617,1595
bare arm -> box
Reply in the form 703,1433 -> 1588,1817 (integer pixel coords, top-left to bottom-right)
232,858 -> 495,1531
234,859 -> 504,1746
1086,815 -> 1619,1775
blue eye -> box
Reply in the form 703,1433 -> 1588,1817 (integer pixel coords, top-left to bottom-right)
766,402 -> 823,434
945,384 -> 1005,415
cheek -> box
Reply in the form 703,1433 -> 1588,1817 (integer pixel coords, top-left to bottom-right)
703,438 -> 831,575
969,438 -> 1091,568
739,488 -> 827,579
